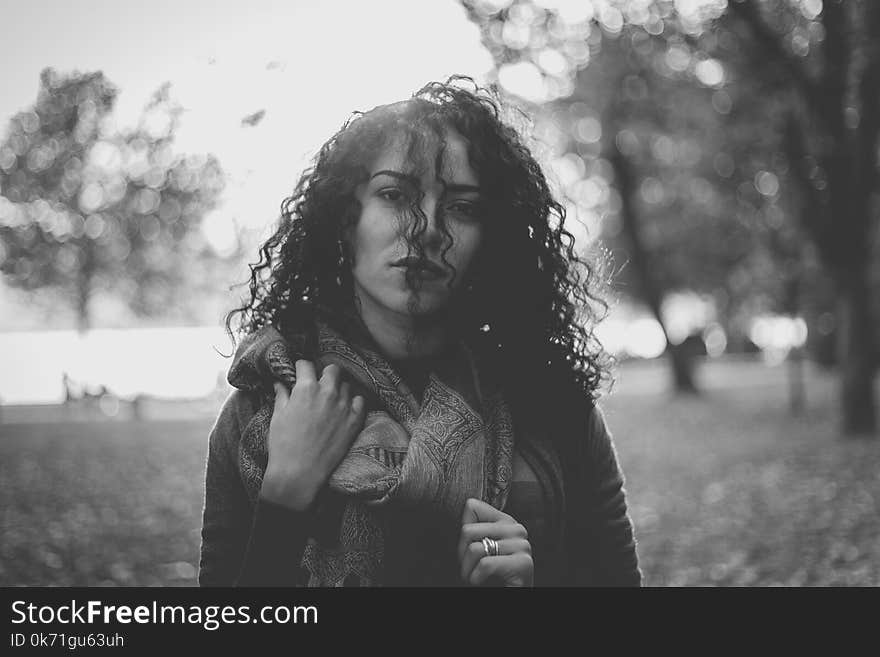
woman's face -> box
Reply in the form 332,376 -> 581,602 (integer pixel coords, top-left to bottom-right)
348,128 -> 484,320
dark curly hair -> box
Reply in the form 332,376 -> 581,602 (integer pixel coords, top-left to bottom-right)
225,76 -> 612,434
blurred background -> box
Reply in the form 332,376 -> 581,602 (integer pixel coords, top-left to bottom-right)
1,0 -> 877,586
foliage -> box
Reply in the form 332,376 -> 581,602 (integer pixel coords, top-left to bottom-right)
606,358 -> 879,585
0,69 -> 230,329
0,358 -> 876,586
465,1 -> 879,431
0,419 -> 208,586
462,1 -> 821,334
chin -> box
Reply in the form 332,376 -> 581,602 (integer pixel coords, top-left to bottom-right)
393,291 -> 452,318
357,279 -> 454,319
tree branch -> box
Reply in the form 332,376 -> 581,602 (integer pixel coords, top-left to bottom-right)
784,109 -> 831,263
726,0 -> 833,133
858,0 -> 880,195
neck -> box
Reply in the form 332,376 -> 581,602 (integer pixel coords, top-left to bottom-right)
354,288 -> 451,361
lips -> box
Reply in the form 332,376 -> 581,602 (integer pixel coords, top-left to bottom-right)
391,256 -> 446,277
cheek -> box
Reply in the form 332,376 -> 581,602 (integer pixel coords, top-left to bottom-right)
352,207 -> 400,262
350,217 -> 380,267
450,225 -> 483,270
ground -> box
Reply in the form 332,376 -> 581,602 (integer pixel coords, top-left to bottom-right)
1,356 -> 877,586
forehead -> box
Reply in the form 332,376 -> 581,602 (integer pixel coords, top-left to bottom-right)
369,129 -> 478,185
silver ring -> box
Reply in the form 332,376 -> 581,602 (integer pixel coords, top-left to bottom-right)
482,537 -> 499,557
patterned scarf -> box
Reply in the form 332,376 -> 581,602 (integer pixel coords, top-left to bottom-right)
227,319 -> 515,586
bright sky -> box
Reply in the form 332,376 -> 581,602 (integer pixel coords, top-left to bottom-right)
0,0 -> 768,401
0,0 -> 494,252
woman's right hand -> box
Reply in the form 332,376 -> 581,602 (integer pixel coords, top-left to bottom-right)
259,360 -> 366,511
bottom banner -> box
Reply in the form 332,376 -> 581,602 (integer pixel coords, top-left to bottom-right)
1,587 -> 870,650
2,587 -> 621,648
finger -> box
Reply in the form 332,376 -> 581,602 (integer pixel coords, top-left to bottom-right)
338,380 -> 351,402
294,359 -> 316,385
460,497 -> 512,526
319,363 -> 342,390
272,381 -> 289,412
460,537 -> 531,583
469,553 -> 533,587
350,395 -> 366,419
457,520 -> 527,560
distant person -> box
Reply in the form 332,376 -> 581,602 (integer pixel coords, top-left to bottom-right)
199,78 -> 640,587
62,372 -> 73,403
130,394 -> 144,421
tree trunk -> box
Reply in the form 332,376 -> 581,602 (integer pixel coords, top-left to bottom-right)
609,146 -> 697,394
836,268 -> 877,436
76,278 -> 90,334
788,346 -> 806,415
668,342 -> 698,393
835,0 -> 880,437
826,161 -> 877,436
783,248 -> 806,415
75,238 -> 93,334
731,0 -> 879,437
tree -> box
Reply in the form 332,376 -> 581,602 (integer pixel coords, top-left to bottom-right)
0,68 -> 228,331
723,0 -> 879,435
464,0 -> 878,435
463,0 -> 757,393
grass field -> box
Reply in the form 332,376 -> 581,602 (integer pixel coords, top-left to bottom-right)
1,357 -> 878,586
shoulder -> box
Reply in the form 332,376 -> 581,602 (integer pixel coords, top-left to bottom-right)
550,379 -> 617,467
209,388 -> 261,452
585,401 -> 611,443
550,375 -> 603,435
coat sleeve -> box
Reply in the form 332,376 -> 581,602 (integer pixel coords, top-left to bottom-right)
198,390 -> 256,586
569,404 -> 642,586
198,390 -> 312,586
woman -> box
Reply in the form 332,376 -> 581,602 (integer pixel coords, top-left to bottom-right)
199,78 -> 640,587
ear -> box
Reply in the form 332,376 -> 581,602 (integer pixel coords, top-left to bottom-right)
339,227 -> 356,265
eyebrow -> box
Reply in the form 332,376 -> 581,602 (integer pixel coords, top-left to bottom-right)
370,170 -> 419,185
444,183 -> 481,194
370,169 -> 481,193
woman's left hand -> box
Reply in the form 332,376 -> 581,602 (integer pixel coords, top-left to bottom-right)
457,497 -> 534,586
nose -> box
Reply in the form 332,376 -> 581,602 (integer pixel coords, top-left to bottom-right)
417,197 -> 446,252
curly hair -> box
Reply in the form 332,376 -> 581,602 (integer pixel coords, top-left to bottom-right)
225,76 -> 612,433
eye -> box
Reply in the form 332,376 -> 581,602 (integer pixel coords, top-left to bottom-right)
446,199 -> 483,220
378,187 -> 406,203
